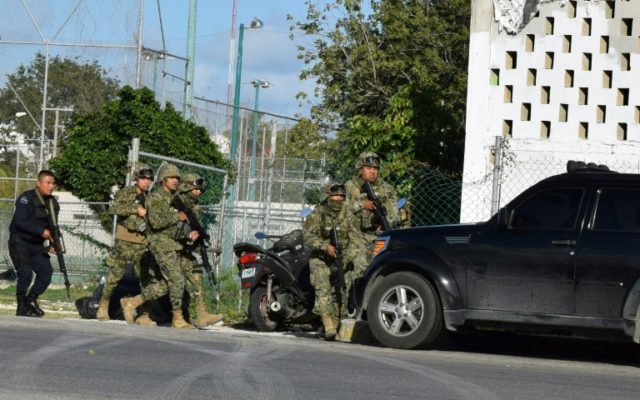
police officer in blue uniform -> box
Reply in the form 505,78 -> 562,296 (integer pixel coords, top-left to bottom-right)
8,170 -> 60,317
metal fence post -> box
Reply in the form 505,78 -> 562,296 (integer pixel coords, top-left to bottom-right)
490,135 -> 503,216
263,122 -> 277,232
214,173 -> 229,307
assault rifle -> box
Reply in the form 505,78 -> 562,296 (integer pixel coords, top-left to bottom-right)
329,226 -> 346,304
134,191 -> 147,232
170,195 -> 217,286
134,192 -> 146,207
50,223 -> 71,298
361,181 -> 391,232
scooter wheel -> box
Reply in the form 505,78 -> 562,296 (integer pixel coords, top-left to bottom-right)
249,286 -> 282,332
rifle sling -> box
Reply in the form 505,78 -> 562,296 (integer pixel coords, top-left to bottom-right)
34,189 -> 57,226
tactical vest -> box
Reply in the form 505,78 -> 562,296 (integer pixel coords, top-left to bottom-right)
320,204 -> 350,244
9,189 -> 57,244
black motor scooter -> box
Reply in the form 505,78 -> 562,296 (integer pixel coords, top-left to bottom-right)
233,227 -> 318,332
234,198 -> 407,332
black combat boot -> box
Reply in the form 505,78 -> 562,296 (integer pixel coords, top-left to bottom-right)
26,293 -> 45,317
16,293 -> 33,317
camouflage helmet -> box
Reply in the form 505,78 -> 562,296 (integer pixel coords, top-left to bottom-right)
325,182 -> 346,197
156,162 -> 181,182
134,164 -> 154,180
179,173 -> 206,193
356,151 -> 381,169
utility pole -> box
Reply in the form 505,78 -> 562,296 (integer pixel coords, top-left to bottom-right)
43,107 -> 73,160
135,0 -> 145,88
184,0 -> 197,120
248,79 -> 270,201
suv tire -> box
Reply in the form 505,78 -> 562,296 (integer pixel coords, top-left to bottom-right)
368,271 -> 443,349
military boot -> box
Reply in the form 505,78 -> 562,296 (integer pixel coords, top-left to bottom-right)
26,293 -> 44,317
16,293 -> 33,317
96,298 -> 110,321
171,309 -> 194,329
134,303 -> 157,327
195,302 -> 224,327
337,318 -> 356,342
321,315 -> 337,341
120,294 -> 144,324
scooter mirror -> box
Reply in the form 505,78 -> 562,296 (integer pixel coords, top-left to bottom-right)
300,207 -> 313,218
255,232 -> 267,240
397,198 -> 407,209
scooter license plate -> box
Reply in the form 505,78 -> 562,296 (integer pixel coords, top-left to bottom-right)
241,267 -> 256,279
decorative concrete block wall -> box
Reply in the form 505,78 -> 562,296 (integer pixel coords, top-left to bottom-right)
462,0 -> 640,222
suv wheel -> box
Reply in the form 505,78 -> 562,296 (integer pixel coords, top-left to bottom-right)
368,271 -> 443,349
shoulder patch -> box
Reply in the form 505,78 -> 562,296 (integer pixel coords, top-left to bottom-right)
18,196 -> 29,205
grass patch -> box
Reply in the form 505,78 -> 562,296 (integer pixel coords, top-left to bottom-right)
0,285 -> 94,318
202,269 -> 249,325
0,269 -> 250,324
0,285 -> 94,303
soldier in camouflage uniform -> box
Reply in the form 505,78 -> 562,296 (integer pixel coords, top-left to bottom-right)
143,162 -> 193,329
344,151 -> 399,280
339,152 -> 401,341
96,165 -> 154,322
175,174 -> 224,327
303,183 -> 358,341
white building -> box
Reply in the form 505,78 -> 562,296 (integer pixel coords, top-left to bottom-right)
462,0 -> 640,222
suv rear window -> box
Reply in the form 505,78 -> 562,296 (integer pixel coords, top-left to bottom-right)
593,188 -> 640,232
511,188 -> 584,230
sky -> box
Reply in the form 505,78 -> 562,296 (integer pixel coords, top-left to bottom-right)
143,0 -> 320,118
0,0 -> 329,119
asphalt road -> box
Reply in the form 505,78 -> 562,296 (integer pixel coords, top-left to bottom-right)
0,317 -> 638,400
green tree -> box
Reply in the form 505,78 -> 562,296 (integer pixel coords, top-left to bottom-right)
0,53 -> 120,142
289,0 -> 470,174
49,86 -> 232,229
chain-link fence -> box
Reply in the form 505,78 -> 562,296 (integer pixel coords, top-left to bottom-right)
2,135 -> 640,287
0,142 -> 111,286
0,140 -> 472,283
0,1 -> 142,174
497,149 -> 640,207
461,137 -> 640,223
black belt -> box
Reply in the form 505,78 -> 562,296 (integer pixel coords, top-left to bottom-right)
9,233 -> 44,245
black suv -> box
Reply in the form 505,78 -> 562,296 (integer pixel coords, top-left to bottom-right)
356,162 -> 640,349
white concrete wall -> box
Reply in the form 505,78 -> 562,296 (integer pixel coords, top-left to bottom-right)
462,0 -> 640,222
55,191 -> 111,260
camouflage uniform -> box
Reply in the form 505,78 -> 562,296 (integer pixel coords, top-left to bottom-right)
97,165 -> 154,322
304,183 -> 360,339
101,185 -> 148,300
145,165 -> 185,312
344,152 -> 399,280
141,183 -> 209,305
139,251 -> 170,303
171,174 -> 223,327
176,180 -> 207,306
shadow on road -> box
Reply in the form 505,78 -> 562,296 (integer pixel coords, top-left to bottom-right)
443,331 -> 639,366
221,318 -> 640,366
